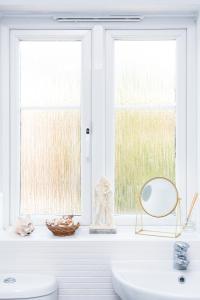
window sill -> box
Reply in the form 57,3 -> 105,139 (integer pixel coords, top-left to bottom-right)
0,226 -> 199,242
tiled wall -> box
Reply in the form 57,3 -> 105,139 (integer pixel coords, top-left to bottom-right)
0,238 -> 199,300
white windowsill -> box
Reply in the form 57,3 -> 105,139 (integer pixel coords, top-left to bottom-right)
0,226 -> 199,242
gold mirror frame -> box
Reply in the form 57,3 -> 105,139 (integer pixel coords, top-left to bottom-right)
140,177 -> 179,218
135,177 -> 199,238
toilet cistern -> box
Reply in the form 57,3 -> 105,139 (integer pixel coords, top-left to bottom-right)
174,241 -> 190,270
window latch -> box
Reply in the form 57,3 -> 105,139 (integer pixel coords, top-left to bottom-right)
86,128 -> 90,159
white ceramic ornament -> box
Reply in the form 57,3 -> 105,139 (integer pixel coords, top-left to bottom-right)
90,177 -> 116,233
15,215 -> 35,236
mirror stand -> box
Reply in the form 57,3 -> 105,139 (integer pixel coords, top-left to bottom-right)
135,192 -> 199,238
135,197 -> 182,238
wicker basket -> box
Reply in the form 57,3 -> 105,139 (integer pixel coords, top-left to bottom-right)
46,222 -> 80,237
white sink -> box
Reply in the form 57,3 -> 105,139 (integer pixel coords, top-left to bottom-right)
112,260 -> 200,300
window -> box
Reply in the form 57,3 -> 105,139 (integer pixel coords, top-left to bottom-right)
20,41 -> 82,215
114,40 -> 176,214
1,23 -> 194,226
9,30 -> 91,224
106,30 -> 188,222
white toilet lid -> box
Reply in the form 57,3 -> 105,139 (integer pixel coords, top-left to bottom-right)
0,274 -> 57,299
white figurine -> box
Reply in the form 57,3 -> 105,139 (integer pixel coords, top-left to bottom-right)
15,215 -> 35,237
94,177 -> 114,228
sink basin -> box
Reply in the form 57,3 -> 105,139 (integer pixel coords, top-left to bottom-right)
112,260 -> 200,300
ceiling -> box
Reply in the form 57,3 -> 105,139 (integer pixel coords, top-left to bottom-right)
0,0 -> 200,15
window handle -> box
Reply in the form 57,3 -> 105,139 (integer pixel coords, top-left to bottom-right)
86,128 -> 90,159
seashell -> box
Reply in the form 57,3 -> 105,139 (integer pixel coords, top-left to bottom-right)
15,215 -> 35,237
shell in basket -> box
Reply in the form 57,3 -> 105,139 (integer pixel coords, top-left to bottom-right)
46,215 -> 80,236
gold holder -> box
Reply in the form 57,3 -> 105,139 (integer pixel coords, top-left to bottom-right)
135,177 -> 198,238
135,198 -> 182,238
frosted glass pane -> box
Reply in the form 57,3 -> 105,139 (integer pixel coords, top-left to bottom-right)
115,111 -> 176,214
20,110 -> 81,215
115,41 -> 176,105
20,41 -> 81,107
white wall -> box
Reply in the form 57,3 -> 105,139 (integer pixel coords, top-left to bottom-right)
0,0 -> 199,14
0,231 -> 200,300
196,13 -> 200,233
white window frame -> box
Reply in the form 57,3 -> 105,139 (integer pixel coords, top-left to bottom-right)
105,29 -> 189,225
6,29 -> 92,226
0,17 -> 196,227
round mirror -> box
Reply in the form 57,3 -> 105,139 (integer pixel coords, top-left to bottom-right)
140,177 -> 178,218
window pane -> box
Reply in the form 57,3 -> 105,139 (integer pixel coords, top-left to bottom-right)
114,40 -> 176,214
20,40 -> 82,216
20,110 -> 81,215
115,41 -> 176,105
20,41 -> 81,107
115,110 -> 175,214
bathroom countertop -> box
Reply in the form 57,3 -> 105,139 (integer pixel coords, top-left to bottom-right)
0,226 -> 199,242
